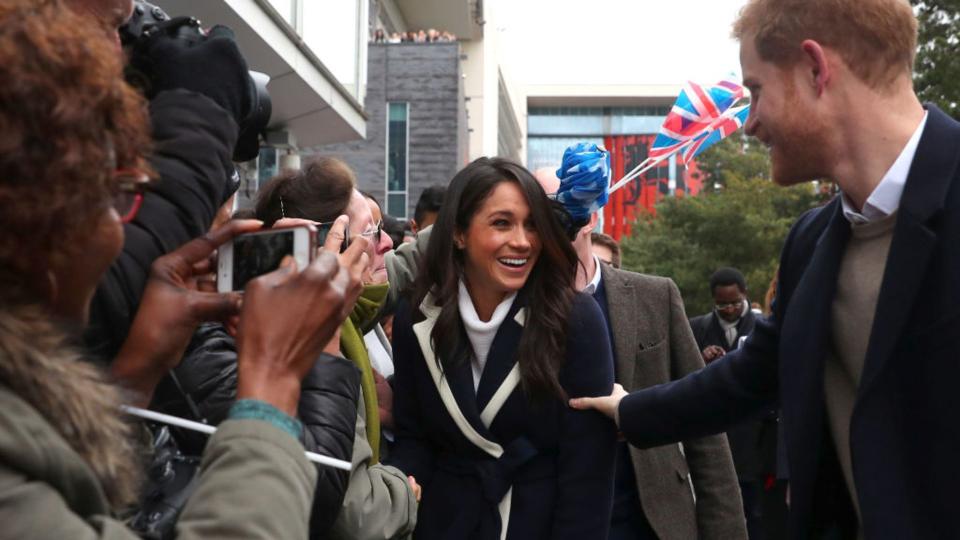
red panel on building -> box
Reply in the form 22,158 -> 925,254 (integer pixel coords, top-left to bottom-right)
602,135 -> 703,241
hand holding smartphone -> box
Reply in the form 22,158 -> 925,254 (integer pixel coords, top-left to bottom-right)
316,218 -> 351,253
234,216 -> 370,416
217,225 -> 315,292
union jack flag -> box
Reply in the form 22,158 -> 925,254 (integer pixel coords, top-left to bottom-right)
680,104 -> 751,163
648,79 -> 744,159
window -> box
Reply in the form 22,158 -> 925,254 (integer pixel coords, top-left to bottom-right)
302,0 -> 363,97
386,102 -> 409,217
261,0 -> 367,100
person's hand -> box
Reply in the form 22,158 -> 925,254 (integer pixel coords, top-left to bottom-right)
221,218 -> 319,337
235,219 -> 369,416
568,383 -> 629,423
111,219 -> 264,404
129,22 -> 252,123
407,476 -> 422,503
374,369 -> 395,430
316,216 -> 353,357
702,345 -> 726,362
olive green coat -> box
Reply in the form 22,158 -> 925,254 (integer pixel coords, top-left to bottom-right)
0,385 -> 317,539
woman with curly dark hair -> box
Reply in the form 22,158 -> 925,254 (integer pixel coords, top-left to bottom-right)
0,0 -> 367,536
386,157 -> 618,539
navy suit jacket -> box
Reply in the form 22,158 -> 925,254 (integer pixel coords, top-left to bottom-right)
618,105 -> 960,539
388,292 -> 617,540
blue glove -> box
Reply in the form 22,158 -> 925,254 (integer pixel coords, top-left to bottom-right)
555,142 -> 611,222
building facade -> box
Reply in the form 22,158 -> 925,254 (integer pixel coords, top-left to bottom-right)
311,42 -> 467,218
307,0 -> 525,220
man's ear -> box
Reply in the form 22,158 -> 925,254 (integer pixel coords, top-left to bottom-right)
800,39 -> 831,97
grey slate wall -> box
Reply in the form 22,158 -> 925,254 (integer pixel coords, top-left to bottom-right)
309,42 -> 465,219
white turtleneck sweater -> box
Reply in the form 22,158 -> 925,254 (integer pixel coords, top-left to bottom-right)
458,280 -> 517,391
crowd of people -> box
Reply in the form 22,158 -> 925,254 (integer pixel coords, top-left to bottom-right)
2,0 -> 959,539
372,28 -> 457,44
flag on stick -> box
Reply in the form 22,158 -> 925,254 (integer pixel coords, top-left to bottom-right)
680,104 -> 751,163
609,79 -> 747,194
648,79 -> 745,159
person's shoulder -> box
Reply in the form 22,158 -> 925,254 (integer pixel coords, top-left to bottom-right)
562,294 -> 614,391
565,292 -> 605,335
688,312 -> 712,331
570,290 -> 602,316
689,312 -> 710,324
605,266 -> 672,289
792,197 -> 838,242
602,266 -> 677,302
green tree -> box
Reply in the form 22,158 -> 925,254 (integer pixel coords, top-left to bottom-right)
913,0 -> 960,118
619,135 -> 823,316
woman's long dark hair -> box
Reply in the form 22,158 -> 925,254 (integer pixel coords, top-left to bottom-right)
415,157 -> 578,401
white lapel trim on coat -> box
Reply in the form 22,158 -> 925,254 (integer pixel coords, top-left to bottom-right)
414,295 -> 522,539
414,294 -> 504,458
479,308 -> 525,429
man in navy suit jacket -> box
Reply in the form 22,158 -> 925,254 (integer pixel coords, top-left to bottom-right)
572,0 -> 960,538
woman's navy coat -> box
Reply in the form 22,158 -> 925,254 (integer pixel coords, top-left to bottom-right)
388,292 -> 617,539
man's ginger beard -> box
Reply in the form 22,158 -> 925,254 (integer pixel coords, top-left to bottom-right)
768,74 -> 836,187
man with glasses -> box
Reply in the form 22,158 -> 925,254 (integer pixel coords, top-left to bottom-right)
689,267 -> 764,540
690,268 -> 756,363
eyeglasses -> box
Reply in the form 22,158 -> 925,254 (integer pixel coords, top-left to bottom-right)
112,169 -> 150,223
355,220 -> 383,243
715,301 -> 743,311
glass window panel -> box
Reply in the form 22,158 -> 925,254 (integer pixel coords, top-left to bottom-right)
387,193 -> 407,218
302,0 -> 360,95
386,102 -> 408,196
257,147 -> 278,187
390,102 -> 408,122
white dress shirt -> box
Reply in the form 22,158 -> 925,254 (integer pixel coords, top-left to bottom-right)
841,112 -> 928,224
582,255 -> 604,295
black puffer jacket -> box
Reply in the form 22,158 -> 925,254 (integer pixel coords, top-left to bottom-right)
152,323 -> 362,535
85,90 -> 239,363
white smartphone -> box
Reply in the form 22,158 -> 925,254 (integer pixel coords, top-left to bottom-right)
217,226 -> 314,292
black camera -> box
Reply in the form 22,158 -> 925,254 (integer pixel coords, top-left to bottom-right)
119,0 -> 271,162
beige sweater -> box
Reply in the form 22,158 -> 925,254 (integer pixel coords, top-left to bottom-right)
824,211 -> 898,528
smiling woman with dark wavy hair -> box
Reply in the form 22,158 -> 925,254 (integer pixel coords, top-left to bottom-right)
386,156 -> 618,539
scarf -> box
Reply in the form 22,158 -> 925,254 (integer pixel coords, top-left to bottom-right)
715,299 -> 749,348
340,282 -> 389,462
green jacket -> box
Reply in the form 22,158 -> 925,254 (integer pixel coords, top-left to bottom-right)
0,385 -> 317,539
329,387 -> 417,540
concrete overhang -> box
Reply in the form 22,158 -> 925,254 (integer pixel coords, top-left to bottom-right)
158,0 -> 366,147
391,0 -> 482,40
526,84 -> 680,108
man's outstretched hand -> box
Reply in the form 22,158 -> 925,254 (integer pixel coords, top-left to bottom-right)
569,383 -> 628,424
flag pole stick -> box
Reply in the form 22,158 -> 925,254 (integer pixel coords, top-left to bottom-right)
610,152 -> 673,194
122,405 -> 353,471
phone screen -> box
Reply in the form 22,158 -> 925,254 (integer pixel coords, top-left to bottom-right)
232,229 -> 295,291
316,220 -> 350,253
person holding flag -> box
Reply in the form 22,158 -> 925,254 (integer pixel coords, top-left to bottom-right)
542,144 -> 747,540
572,0 -> 960,537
